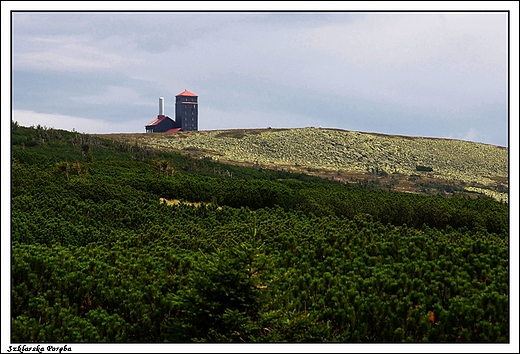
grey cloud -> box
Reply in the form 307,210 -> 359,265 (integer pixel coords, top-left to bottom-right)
11,11 -> 509,147
13,70 -> 160,122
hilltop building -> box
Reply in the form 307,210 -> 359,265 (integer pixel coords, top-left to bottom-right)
175,89 -> 198,131
145,89 -> 198,133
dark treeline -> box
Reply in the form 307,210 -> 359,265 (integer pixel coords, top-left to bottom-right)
11,123 -> 509,342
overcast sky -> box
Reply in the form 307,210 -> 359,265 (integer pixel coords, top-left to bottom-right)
7,8 -> 512,147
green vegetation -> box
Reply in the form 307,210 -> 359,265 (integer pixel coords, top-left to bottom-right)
11,123 -> 509,342
106,127 -> 507,198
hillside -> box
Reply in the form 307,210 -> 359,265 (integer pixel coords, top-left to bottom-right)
11,124 -> 509,343
101,127 -> 508,202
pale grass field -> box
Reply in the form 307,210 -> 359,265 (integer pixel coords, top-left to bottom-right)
102,127 -> 508,202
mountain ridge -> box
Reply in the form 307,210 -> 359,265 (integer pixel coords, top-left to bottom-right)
98,127 -> 508,202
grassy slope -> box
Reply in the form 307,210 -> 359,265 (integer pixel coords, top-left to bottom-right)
99,127 -> 508,201
11,125 -> 510,342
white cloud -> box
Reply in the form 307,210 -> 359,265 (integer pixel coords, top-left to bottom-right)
293,13 -> 507,110
13,34 -> 142,72
298,13 -> 506,70
70,86 -> 150,106
12,110 -> 146,134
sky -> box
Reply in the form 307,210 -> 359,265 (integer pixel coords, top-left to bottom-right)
2,2 -> 520,353
5,5 -> 515,147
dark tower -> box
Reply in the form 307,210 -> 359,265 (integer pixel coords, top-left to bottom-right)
175,89 -> 198,131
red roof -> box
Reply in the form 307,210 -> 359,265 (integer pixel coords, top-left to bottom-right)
176,89 -> 197,97
146,115 -> 171,127
166,128 -> 183,133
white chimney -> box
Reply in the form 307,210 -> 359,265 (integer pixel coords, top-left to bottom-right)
159,97 -> 164,116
